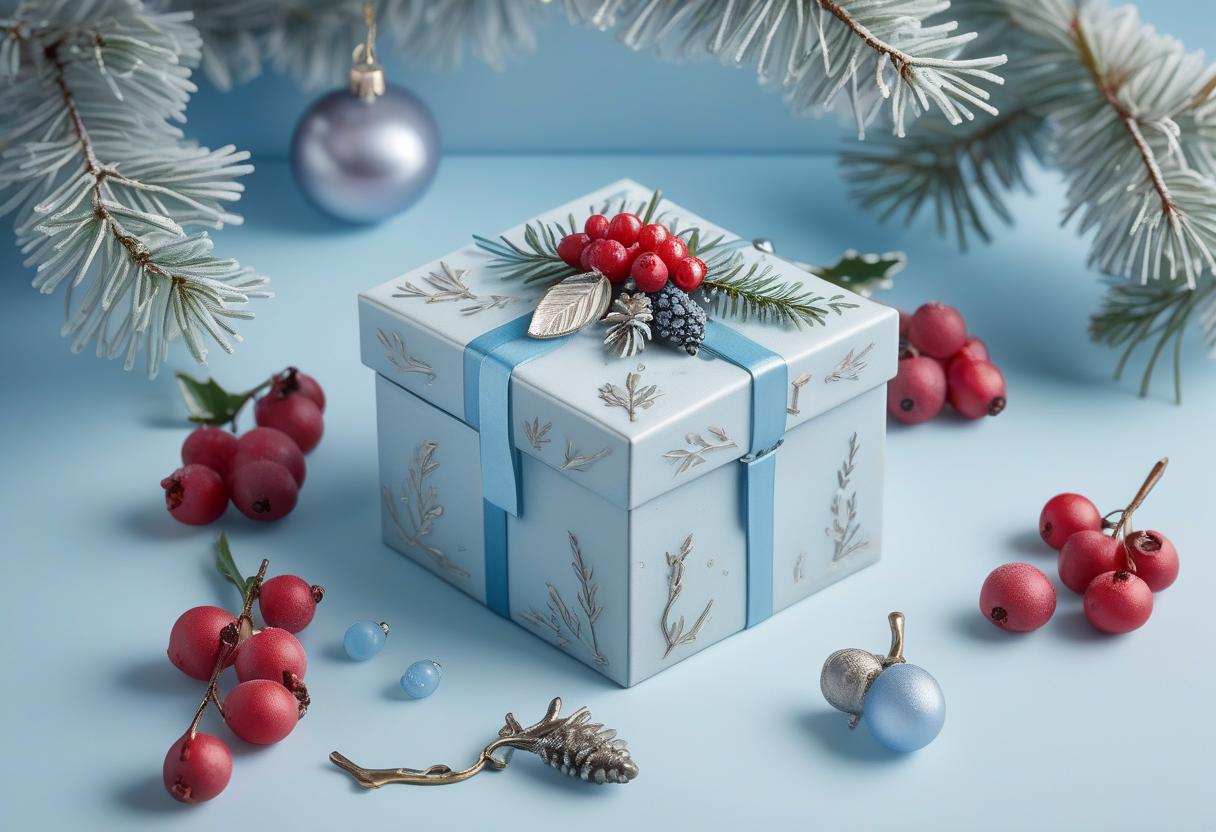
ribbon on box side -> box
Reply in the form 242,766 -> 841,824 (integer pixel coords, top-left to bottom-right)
462,316 -> 788,627
701,320 -> 789,628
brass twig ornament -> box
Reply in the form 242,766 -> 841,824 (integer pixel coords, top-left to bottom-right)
330,697 -> 638,787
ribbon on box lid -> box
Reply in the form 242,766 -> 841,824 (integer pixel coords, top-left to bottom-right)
461,310 -> 788,627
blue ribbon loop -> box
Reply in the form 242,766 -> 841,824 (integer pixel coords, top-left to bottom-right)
701,320 -> 789,628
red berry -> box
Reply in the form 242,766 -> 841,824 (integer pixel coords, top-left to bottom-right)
886,356 -> 946,425
161,465 -> 228,526
655,237 -> 688,271
1039,492 -> 1102,550
163,732 -> 232,803
947,358 -> 1006,418
235,627 -> 307,683
1126,530 -> 1179,591
587,238 -> 631,283
268,368 -> 326,413
168,605 -> 237,680
181,427 -> 238,478
908,302 -> 967,359
255,393 -> 323,453
1058,530 -> 1122,594
672,257 -> 707,293
223,679 -> 299,745
580,237 -> 604,271
979,563 -> 1057,632
230,427 -> 306,487
1083,570 -> 1153,633
948,335 -> 988,370
229,460 -> 299,522
584,214 -> 609,239
556,232 -> 591,268
637,223 -> 669,252
260,575 -> 324,633
607,212 -> 642,246
631,252 -> 669,292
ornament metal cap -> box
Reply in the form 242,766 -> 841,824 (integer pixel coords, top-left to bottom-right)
820,611 -> 907,728
349,0 -> 385,99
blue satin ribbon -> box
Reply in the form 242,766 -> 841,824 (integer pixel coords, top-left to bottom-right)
463,314 -> 569,616
701,320 -> 788,628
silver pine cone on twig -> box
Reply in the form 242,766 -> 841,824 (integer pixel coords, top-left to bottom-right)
601,292 -> 653,358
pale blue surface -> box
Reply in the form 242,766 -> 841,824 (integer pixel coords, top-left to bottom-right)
1,154 -> 1214,831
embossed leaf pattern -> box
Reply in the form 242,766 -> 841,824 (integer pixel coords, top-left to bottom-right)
528,272 -> 612,339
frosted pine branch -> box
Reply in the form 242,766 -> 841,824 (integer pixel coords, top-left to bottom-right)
0,0 -> 267,377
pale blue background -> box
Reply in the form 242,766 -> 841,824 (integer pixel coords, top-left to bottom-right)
3,3 -> 1216,831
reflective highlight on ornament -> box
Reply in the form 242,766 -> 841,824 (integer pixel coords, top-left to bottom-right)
820,611 -> 945,752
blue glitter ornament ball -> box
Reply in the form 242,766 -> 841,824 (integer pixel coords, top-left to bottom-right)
400,660 -> 442,699
863,663 -> 945,752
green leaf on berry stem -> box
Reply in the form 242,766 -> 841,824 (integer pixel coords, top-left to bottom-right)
215,533 -> 252,604
176,372 -> 250,427
808,250 -> 907,298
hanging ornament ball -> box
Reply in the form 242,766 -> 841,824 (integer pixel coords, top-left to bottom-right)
863,663 -> 946,753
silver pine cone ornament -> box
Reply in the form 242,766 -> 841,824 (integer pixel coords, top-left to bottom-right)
601,292 -> 653,358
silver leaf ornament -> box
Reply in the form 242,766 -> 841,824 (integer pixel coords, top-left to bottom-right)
528,272 -> 612,339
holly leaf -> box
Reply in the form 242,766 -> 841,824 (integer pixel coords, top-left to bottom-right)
176,372 -> 249,426
809,250 -> 907,297
215,533 -> 254,604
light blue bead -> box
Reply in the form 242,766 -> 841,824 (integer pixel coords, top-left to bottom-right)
863,663 -> 945,753
343,620 -> 387,661
400,660 -> 442,699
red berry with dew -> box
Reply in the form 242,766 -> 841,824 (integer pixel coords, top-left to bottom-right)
886,356 -> 946,425
259,575 -> 324,633
672,256 -> 707,293
637,223 -> 669,252
1039,492 -> 1102,550
1058,530 -> 1122,594
223,679 -> 300,745
1083,570 -> 1153,633
235,627 -> 307,684
167,606 -> 237,680
254,393 -> 323,453
947,358 -> 1006,418
655,236 -> 688,271
631,252 -> 670,293
229,460 -> 299,522
979,563 -> 1057,632
181,427 -> 238,478
908,302 -> 967,359
557,232 -> 591,268
587,238 -> 632,283
607,212 -> 642,246
1126,530 -> 1179,592
163,732 -> 232,803
230,427 -> 306,487
584,213 -> 610,240
161,465 -> 228,526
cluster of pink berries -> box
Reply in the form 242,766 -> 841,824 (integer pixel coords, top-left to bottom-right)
978,460 -> 1178,635
164,556 -> 324,803
556,211 -> 708,293
888,302 -> 1007,424
161,369 -> 326,525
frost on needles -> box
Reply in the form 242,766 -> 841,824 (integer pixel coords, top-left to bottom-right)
0,0 -> 266,378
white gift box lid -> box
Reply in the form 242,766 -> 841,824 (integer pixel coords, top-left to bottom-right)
359,179 -> 899,511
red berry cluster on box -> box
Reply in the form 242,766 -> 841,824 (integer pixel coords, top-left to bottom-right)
888,302 -> 1007,424
556,212 -> 707,294
978,459 -> 1178,636
163,538 -> 324,803
162,369 -> 326,525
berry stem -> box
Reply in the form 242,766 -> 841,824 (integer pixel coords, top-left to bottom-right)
1110,458 -> 1169,572
883,611 -> 906,667
186,557 -> 270,739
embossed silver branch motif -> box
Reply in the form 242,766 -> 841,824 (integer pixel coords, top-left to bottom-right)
661,535 -> 713,658
382,441 -> 470,579
393,260 -> 516,315
523,417 -> 552,450
599,363 -> 661,422
825,343 -> 874,383
560,440 -> 610,471
663,427 -> 737,475
828,432 -> 868,562
330,697 -> 638,787
376,327 -> 436,382
522,533 -> 608,667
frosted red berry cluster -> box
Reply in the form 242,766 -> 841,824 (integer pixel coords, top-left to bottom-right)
888,302 -> 1006,424
978,464 -> 1179,635
556,212 -> 708,294
163,551 -> 324,803
161,369 -> 326,525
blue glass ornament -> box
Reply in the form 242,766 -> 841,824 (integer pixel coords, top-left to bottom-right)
400,660 -> 442,699
863,662 -> 945,752
344,620 -> 389,661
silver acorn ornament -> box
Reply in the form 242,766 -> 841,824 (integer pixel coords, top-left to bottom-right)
820,611 -> 905,728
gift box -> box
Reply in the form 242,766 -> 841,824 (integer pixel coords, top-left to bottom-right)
358,180 -> 898,686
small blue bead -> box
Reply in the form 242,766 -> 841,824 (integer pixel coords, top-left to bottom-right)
343,620 -> 387,661
863,663 -> 945,753
400,660 -> 442,699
